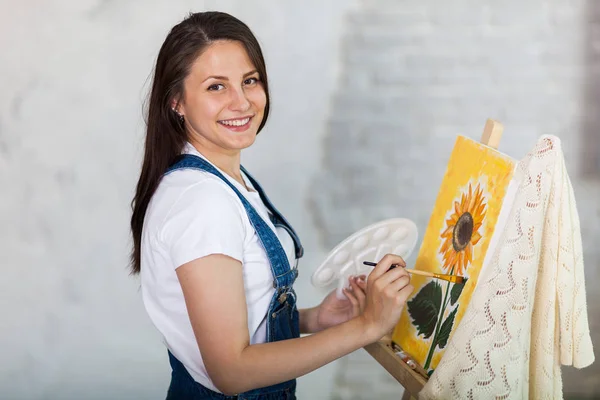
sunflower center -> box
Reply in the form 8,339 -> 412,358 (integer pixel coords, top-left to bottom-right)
452,212 -> 474,252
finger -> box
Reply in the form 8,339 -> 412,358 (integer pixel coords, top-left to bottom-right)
368,254 -> 407,282
356,276 -> 368,291
342,283 -> 353,296
388,274 -> 411,293
356,283 -> 367,312
343,275 -> 356,293
350,277 -> 366,303
343,288 -> 360,312
354,276 -> 367,299
396,284 -> 415,304
375,265 -> 410,288
356,274 -> 368,287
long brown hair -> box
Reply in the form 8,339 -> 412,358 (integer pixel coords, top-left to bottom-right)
130,12 -> 270,274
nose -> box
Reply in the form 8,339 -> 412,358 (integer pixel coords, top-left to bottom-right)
229,86 -> 251,112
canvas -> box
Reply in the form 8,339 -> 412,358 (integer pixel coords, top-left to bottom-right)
392,135 -> 516,375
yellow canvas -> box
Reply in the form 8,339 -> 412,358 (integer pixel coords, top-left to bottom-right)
392,135 -> 515,375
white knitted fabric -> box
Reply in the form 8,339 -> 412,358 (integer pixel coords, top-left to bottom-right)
419,136 -> 595,399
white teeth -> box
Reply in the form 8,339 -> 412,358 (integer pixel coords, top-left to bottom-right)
220,117 -> 250,127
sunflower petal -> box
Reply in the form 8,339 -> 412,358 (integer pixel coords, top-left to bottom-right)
442,224 -> 454,236
462,187 -> 470,211
461,252 -> 468,274
472,231 -> 482,245
445,251 -> 454,266
447,255 -> 456,273
443,261 -> 451,273
477,202 -> 486,216
468,185 -> 477,212
441,239 -> 451,253
443,250 -> 451,262
465,243 -> 473,265
457,261 -> 464,276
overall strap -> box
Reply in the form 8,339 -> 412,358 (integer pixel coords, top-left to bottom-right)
165,154 -> 297,289
240,165 -> 304,259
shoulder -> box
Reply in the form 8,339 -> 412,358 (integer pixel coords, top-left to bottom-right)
156,168 -> 235,204
160,168 -> 226,194
161,169 -> 245,216
145,169 -> 248,237
156,170 -> 249,267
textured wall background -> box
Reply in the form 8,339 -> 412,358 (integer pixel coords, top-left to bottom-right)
0,1 -> 357,399
2,0 -> 599,399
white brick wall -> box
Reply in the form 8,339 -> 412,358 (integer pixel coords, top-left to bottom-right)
311,0 -> 600,398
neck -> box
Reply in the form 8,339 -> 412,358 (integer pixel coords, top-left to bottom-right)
188,138 -> 246,188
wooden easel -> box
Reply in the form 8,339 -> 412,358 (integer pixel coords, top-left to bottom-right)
363,119 -> 505,400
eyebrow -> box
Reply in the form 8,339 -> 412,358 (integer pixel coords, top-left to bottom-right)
202,70 -> 258,83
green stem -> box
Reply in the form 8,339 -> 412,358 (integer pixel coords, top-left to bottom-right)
423,266 -> 455,370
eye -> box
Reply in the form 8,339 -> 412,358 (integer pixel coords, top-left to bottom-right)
207,83 -> 225,91
244,77 -> 260,85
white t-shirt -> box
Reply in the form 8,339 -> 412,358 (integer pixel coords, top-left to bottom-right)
140,142 -> 296,393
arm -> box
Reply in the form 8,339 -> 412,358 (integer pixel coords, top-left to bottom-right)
177,253 -> 412,395
298,307 -> 319,335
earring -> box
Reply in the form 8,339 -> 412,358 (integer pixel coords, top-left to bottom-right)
171,108 -> 184,123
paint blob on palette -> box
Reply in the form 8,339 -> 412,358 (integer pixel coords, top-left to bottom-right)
311,219 -> 419,299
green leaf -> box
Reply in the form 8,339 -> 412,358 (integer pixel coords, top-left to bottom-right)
450,282 -> 465,306
436,307 -> 458,349
407,281 -> 442,339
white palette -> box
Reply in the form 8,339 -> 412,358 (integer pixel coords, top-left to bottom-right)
311,218 -> 419,299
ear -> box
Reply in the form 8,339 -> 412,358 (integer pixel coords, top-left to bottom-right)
171,98 -> 183,114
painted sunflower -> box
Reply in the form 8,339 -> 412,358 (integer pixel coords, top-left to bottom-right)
439,182 -> 486,276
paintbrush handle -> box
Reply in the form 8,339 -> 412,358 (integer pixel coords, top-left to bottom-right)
406,269 -> 462,284
404,269 -> 435,278
361,261 -> 463,284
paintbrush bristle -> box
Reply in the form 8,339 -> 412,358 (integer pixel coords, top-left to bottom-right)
446,275 -> 465,284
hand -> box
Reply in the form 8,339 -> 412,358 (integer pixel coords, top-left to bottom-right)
359,254 -> 414,341
314,275 -> 367,331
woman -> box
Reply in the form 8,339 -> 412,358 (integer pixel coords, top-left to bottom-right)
130,11 -> 413,399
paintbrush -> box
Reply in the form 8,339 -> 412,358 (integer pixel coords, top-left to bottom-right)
362,261 -> 466,285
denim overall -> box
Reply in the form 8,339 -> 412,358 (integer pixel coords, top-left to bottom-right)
163,154 -> 304,400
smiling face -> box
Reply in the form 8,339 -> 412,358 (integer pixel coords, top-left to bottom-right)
175,40 -> 267,156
